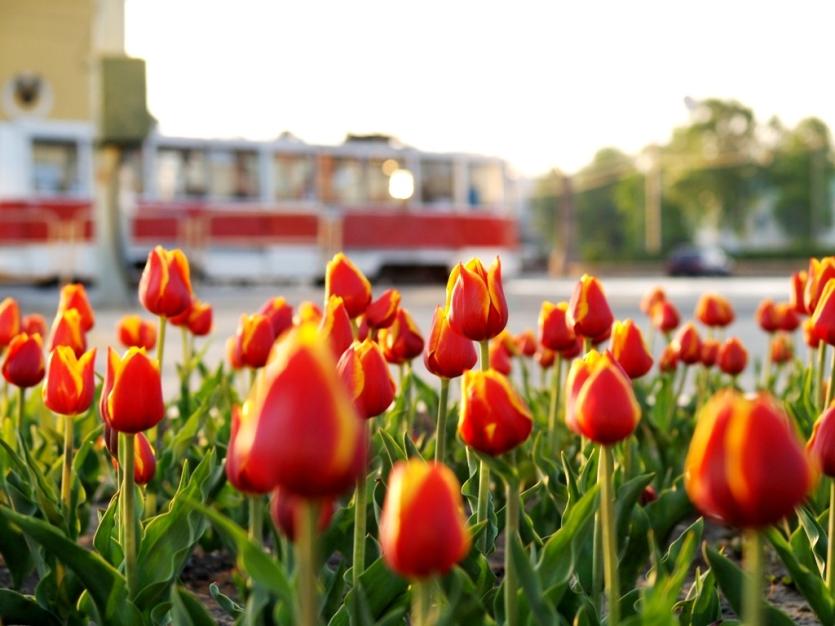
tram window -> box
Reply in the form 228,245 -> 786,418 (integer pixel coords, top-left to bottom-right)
420,159 -> 454,206
367,158 -> 402,203
468,161 -> 503,207
274,153 -> 316,200
156,147 -> 208,200
32,140 -> 79,194
331,157 -> 366,204
210,150 -> 260,200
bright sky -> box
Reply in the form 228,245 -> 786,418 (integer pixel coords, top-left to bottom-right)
125,0 -> 835,177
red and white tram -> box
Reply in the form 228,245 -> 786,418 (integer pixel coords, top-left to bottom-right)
0,120 -> 519,282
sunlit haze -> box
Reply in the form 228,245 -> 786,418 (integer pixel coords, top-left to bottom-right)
125,0 -> 835,176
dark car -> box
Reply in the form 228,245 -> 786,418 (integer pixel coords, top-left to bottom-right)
666,246 -> 733,276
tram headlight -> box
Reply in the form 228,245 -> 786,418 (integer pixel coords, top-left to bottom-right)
388,169 -> 414,201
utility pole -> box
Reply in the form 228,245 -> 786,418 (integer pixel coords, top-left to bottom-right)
644,144 -> 662,254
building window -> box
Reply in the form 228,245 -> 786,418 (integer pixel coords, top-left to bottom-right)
274,153 -> 316,200
468,161 -> 503,207
32,140 -> 79,194
210,150 -> 260,200
420,159 -> 454,206
331,157 -> 366,204
156,147 -> 208,200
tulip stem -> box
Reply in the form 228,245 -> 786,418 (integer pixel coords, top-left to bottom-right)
60,415 -> 73,514
17,388 -> 25,448
819,343 -> 828,410
352,474 -> 368,589
504,476 -> 520,626
480,340 -> 489,371
121,432 -> 138,600
761,339 -> 771,390
827,348 -> 835,409
742,529 -> 763,626
157,316 -> 167,372
827,480 -> 835,592
181,327 -> 192,418
434,378 -> 450,463
547,355 -> 563,451
296,499 -> 319,626
476,339 -> 491,552
410,578 -> 432,626
599,445 -> 620,626
248,495 -> 263,546
405,362 -> 417,431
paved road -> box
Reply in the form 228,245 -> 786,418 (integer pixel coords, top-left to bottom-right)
3,274 -> 803,394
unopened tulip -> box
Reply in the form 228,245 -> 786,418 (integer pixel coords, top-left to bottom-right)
651,300 -> 680,334
117,315 -> 157,351
43,347 -> 96,416
294,301 -> 322,326
365,289 -> 401,330
685,390 -> 815,527
138,246 -> 192,318
695,293 -> 734,328
535,347 -> 556,369
672,323 -> 702,365
571,351 -> 641,444
718,337 -> 747,376
0,298 -> 20,347
320,296 -> 354,360
805,257 -> 835,314
325,253 -> 372,319
564,350 -> 606,435
459,369 -> 532,456
100,347 -> 165,433
337,340 -> 396,419
133,433 -> 157,485
659,344 -> 679,373
812,281 -> 835,346
170,297 -> 213,336
2,333 -> 45,388
701,339 -> 720,368
234,314 -> 275,369
226,325 -> 367,496
423,306 -> 477,379
488,336 -> 512,375
610,319 -> 653,379
756,299 -> 780,333
805,317 -> 821,349
49,309 -> 86,358
515,330 -> 537,358
226,336 -> 243,370
270,488 -> 334,541
259,297 -> 294,338
790,270 -> 808,315
809,407 -> 835,477
640,287 -> 666,315
538,301 -> 576,351
567,274 -> 614,339
379,308 -> 424,365
58,283 -> 95,331
21,314 -> 47,339
379,460 -> 471,578
770,333 -> 793,365
446,257 -> 508,342
777,303 -> 800,332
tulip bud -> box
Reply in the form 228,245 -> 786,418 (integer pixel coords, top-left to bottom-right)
379,460 -> 471,578
170,297 -> 213,337
459,369 -> 532,456
659,344 -> 679,373
790,270 -> 808,315
488,336 -> 512,375
538,301 -> 576,351
133,433 -> 157,485
58,283 -> 95,332
701,339 -> 719,368
319,296 -> 354,360
49,309 -> 86,358
259,297 -> 294,338
138,246 -> 193,318
0,298 -> 21,347
2,333 -> 45,388
770,333 -> 793,365
226,325 -> 367,496
812,280 -> 835,346
717,337 -> 747,376
294,301 -> 323,326
423,306 -> 477,379
365,289 -> 401,330
640,485 -> 658,505
672,322 -> 701,365
379,308 -> 424,365
101,347 -> 165,434
234,314 -> 275,369
756,299 -> 780,333
21,314 -> 47,339
805,257 -> 835,314
809,407 -> 835,477
685,390 -> 816,527
43,347 -> 96,416
226,336 -> 243,370
515,330 -> 537,358
610,319 -> 653,379
571,350 -> 641,444
270,488 -> 334,541
337,340 -> 396,419
535,347 -> 556,369
695,293 -> 734,328
776,302 -> 800,332
564,350 -> 604,435
325,253 -> 372,319
117,315 -> 157,351
567,274 -> 614,339
804,317 -> 821,349
446,257 -> 508,342
640,287 -> 666,315
650,300 -> 680,334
